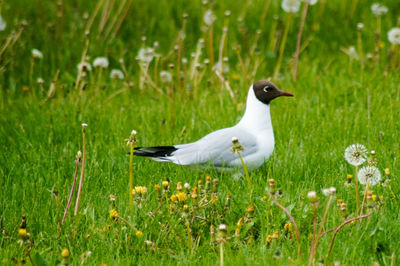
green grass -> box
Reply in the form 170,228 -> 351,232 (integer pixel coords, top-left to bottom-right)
1,0 -> 400,265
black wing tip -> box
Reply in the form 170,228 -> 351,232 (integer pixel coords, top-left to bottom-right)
133,146 -> 177,158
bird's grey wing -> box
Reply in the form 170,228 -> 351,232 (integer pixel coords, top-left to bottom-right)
170,126 -> 258,166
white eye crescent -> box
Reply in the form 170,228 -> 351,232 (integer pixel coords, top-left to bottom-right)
263,86 -> 270,92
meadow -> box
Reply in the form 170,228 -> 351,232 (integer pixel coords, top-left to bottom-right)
1,0 -> 400,265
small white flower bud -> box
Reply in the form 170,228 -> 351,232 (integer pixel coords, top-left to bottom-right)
82,123 -> 88,128
307,191 -> 318,203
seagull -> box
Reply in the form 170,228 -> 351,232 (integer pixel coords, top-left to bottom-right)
134,80 -> 293,174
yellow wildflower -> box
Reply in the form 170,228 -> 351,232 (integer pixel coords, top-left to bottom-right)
170,194 -> 177,202
177,192 -> 187,202
139,186 -> 147,195
177,182 -> 183,191
272,231 -> 279,239
183,204 -> 189,211
61,248 -> 70,259
154,184 -> 161,192
284,222 -> 292,232
347,174 -> 353,180
247,205 -> 255,213
134,186 -> 141,194
136,231 -> 143,237
384,168 -> 390,176
109,209 -> 119,220
162,181 -> 169,188
266,234 -> 273,243
372,194 -> 377,201
262,195 -> 267,201
18,228 -> 27,239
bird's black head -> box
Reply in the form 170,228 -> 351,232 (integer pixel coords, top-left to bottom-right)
252,80 -> 294,105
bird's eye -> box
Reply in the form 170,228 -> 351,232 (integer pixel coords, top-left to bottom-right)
263,86 -> 270,92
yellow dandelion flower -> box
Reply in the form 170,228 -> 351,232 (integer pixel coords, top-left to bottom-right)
266,234 -> 273,243
134,186 -> 141,194
191,192 -> 198,199
272,231 -> 279,239
154,184 -> 161,192
18,228 -> 27,239
384,168 -> 390,176
183,204 -> 189,211
206,175 -> 211,182
284,222 -> 292,232
162,181 -> 169,188
136,230 -> 143,237
139,186 -> 147,195
235,228 -> 240,236
347,174 -> 353,180
262,195 -> 267,201
177,192 -> 187,202
61,248 -> 70,259
109,209 -> 119,220
337,199 -> 343,206
247,205 -> 255,213
237,218 -> 243,227
372,194 -> 377,201
177,182 -> 183,191
170,194 -> 177,202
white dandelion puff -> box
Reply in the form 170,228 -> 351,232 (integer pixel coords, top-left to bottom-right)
344,144 -> 368,166
110,69 -> 124,80
160,71 -> 172,83
388,28 -> 400,45
31,49 -> 43,59
371,3 -> 388,16
282,0 -> 301,13
0,15 -> 6,31
358,166 -> 381,186
137,47 -> 155,63
322,187 -> 336,196
77,62 -> 92,72
203,10 -> 216,26
93,57 -> 109,68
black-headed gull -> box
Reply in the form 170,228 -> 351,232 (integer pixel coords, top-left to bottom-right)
134,80 -> 293,173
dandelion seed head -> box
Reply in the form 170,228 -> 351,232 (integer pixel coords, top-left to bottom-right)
218,224 -> 227,231
358,166 -> 381,186
131,130 -> 137,136
371,3 -> 388,16
281,0 -> 301,13
160,71 -> 172,83
0,15 -> 7,31
304,0 -> 318,5
110,69 -> 124,80
93,57 -> 109,68
204,10 -> 216,26
31,49 -> 43,59
307,191 -> 318,203
137,47 -> 155,63
82,123 -> 88,128
77,62 -> 92,72
388,28 -> 400,45
357,23 -> 364,31
37,77 -> 44,84
344,144 -> 368,166
184,182 -> 190,189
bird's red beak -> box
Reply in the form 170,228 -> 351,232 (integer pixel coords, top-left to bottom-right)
280,91 -> 294,97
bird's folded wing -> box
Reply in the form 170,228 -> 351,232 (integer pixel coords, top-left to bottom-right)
171,126 -> 258,166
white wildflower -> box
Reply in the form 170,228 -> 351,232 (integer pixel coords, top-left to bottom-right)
322,187 -> 336,196
137,47 -> 155,63
37,77 -> 44,84
110,69 -> 124,80
203,9 -> 216,26
160,71 -> 172,83
82,123 -> 88,128
303,0 -> 318,5
93,57 -> 109,68
344,144 -> 368,166
282,0 -> 301,13
371,3 -> 388,16
358,166 -> 381,186
388,28 -> 400,45
0,15 -> 6,31
77,62 -> 92,72
184,183 -> 190,189
31,49 -> 43,59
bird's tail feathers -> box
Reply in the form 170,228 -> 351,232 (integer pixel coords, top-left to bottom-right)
133,146 -> 177,161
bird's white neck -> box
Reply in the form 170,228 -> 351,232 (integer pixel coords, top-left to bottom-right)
238,86 -> 273,131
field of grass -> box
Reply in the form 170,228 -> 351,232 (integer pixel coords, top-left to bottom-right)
1,0 -> 400,265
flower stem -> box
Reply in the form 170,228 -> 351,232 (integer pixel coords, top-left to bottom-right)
273,13 -> 293,79
219,241 -> 224,266
360,185 -> 369,216
61,158 -> 80,226
74,126 -> 86,216
237,151 -> 252,203
355,166 -> 359,215
293,2 -> 309,81
129,143 -> 134,213
272,198 -> 302,257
